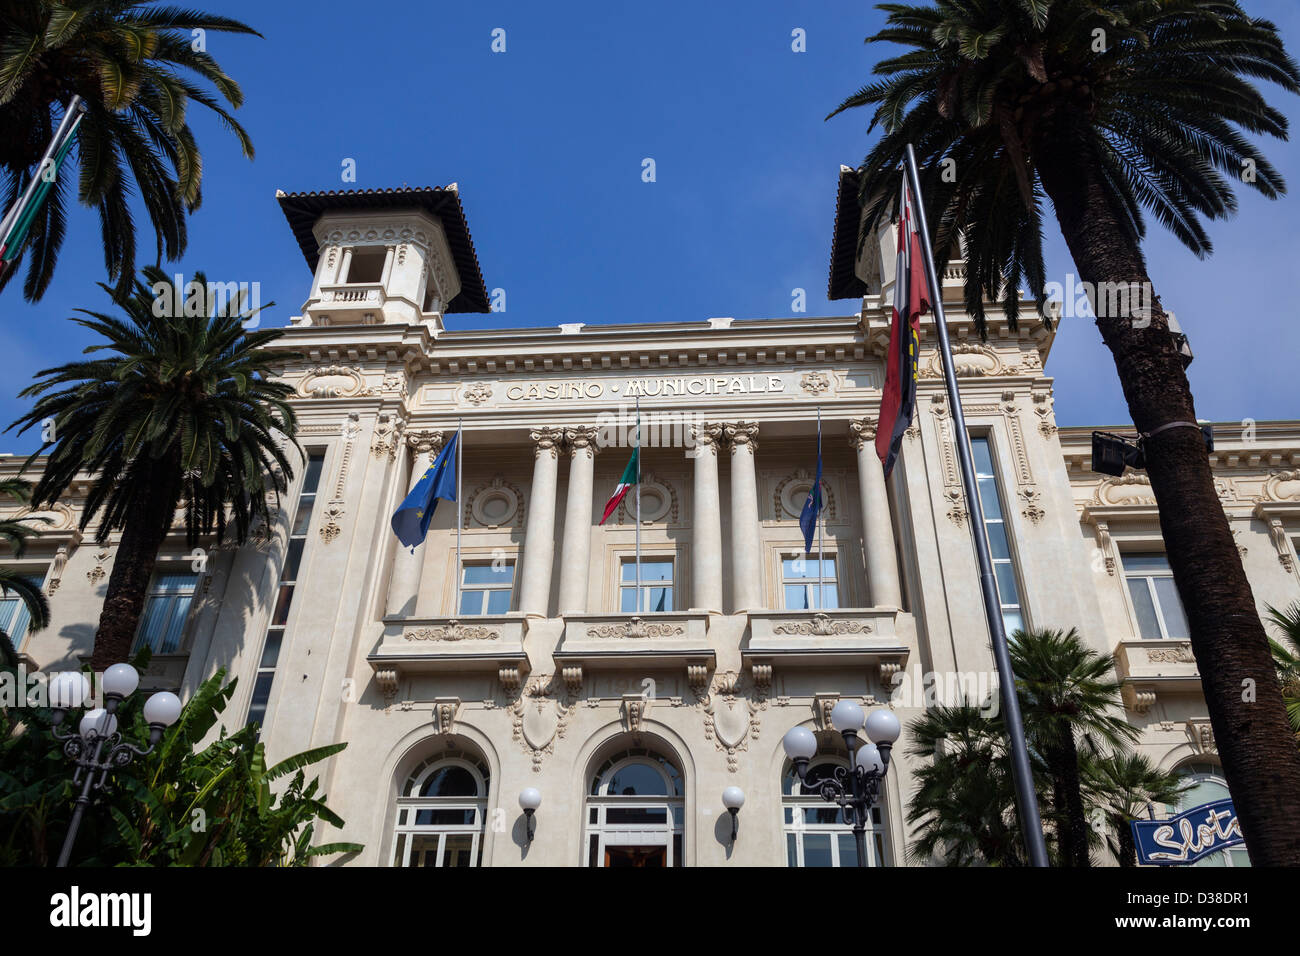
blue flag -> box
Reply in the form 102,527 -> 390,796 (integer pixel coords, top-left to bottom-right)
799,418 -> 823,555
391,430 -> 459,549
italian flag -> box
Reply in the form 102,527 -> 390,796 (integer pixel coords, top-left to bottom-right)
599,447 -> 639,525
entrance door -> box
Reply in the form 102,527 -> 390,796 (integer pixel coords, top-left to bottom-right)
604,845 -> 667,867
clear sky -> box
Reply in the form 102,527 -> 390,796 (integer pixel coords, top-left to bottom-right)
1,0 -> 1296,455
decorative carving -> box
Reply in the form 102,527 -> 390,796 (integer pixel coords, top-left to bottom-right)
406,429 -> 445,456
848,418 -> 877,451
404,621 -> 500,642
722,421 -> 759,453
1018,487 -> 1046,524
370,414 -> 405,460
465,476 -> 525,529
1148,643 -> 1196,664
1093,521 -> 1117,576
772,612 -> 872,636
1131,687 -> 1157,715
586,617 -> 685,639
530,426 -> 563,458
1032,390 -> 1057,438
923,342 -> 1004,378
1187,718 -> 1216,754
46,545 -> 68,593
512,674 -> 571,772
687,662 -> 711,701
433,698 -> 460,736
750,662 -> 773,695
461,381 -> 493,406
319,501 -> 345,544
1095,473 -> 1155,506
689,421 -> 724,455
775,470 -> 836,521
699,671 -> 764,773
800,371 -> 831,396
87,549 -> 112,585
943,488 -> 968,525
614,472 -> 678,525
374,669 -> 399,704
298,365 -> 365,399
878,660 -> 902,686
622,695 -> 648,733
562,665 -> 584,699
498,664 -> 523,696
1262,515 -> 1296,573
563,424 -> 600,456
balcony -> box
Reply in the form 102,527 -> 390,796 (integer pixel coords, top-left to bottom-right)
368,615 -> 527,681
555,612 -> 713,672
306,283 -> 386,325
1113,638 -> 1203,713
743,608 -> 908,669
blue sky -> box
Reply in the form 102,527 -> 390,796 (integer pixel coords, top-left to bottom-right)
2,0 -> 1297,454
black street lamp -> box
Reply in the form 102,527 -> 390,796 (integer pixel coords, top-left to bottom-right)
47,664 -> 183,868
782,701 -> 901,868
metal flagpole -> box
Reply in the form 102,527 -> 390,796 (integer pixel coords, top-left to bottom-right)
456,418 -> 463,616
902,142 -> 1050,867
816,407 -> 824,609
635,396 -> 642,613
0,95 -> 84,248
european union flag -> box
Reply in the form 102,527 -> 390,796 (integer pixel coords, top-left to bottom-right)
799,417 -> 823,555
391,430 -> 459,549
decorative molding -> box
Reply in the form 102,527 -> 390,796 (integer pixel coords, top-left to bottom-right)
370,413 -> 405,460
722,421 -> 759,453
689,421 -> 724,455
772,613 -> 872,636
406,429 -> 445,457
404,621 -> 500,642
1148,643 -> 1196,664
318,501 -> 345,544
86,549 -> 112,585
461,381 -> 493,406
1187,718 -> 1216,755
433,698 -> 461,736
586,616 -> 685,639
374,669 -> 399,704
1018,486 -> 1046,524
46,545 -> 69,594
800,371 -> 832,396
848,417 -> 877,451
465,476 -> 525,529
298,365 -> 366,399
774,469 -> 837,521
614,473 -> 678,525
511,674 -> 571,772
1032,389 -> 1057,438
530,426 -> 564,459
562,665 -> 584,699
563,424 -> 601,457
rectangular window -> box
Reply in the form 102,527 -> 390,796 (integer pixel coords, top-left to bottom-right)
248,450 -> 325,729
971,436 -> 1026,635
346,247 -> 385,284
0,570 -> 44,651
782,555 -> 839,610
132,570 -> 199,654
1123,553 -> 1190,640
458,560 -> 515,615
620,559 -> 674,613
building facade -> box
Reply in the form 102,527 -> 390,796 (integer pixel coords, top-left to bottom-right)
3,184 -> 1297,867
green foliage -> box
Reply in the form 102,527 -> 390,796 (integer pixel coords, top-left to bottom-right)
829,0 -> 1300,334
8,265 -> 300,549
1264,603 -> 1300,741
906,626 -> 1146,866
0,661 -> 361,866
0,1 -> 261,301
0,477 -> 50,663
1081,750 -> 1188,866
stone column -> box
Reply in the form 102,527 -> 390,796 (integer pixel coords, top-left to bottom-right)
519,426 -> 564,618
558,426 -> 600,615
850,418 -> 903,608
690,422 -> 724,614
387,429 -> 444,618
724,421 -> 763,613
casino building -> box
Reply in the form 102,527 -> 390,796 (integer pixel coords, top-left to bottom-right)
3,180 -> 1297,867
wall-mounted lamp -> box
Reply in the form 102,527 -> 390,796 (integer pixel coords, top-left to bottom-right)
519,788 -> 541,844
722,786 -> 745,844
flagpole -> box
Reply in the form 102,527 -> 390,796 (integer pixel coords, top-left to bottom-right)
903,143 -> 1050,867
456,418 -> 463,616
635,396 -> 642,614
0,95 -> 84,254
816,406 -> 824,608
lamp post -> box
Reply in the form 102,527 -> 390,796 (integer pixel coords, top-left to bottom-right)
519,788 -> 541,844
722,786 -> 745,844
782,701 -> 901,868
48,664 -> 183,868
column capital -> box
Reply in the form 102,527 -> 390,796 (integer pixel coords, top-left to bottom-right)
690,421 -> 725,454
849,417 -> 879,450
406,429 -> 445,455
530,426 -> 565,459
563,425 -> 601,457
722,421 -> 759,453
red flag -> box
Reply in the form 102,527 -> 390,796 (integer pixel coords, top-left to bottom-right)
876,180 -> 930,477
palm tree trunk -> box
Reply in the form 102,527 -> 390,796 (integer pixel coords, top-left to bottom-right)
1058,731 -> 1092,867
1117,819 -> 1138,868
1037,127 -> 1300,865
88,458 -> 182,670
1048,763 -> 1074,867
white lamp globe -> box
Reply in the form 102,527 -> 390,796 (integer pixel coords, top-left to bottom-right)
865,708 -> 901,745
782,726 -> 818,761
143,691 -> 183,727
49,672 -> 90,710
79,708 -> 117,740
722,786 -> 746,811
856,743 -> 885,775
102,663 -> 139,698
518,787 -> 542,812
830,699 -> 865,734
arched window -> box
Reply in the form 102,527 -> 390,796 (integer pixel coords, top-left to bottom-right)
1165,761 -> 1250,868
391,750 -> 489,867
782,758 -> 888,867
584,747 -> 684,867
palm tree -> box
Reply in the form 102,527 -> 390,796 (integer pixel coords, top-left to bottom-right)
7,265 -> 298,669
0,478 -> 50,665
905,704 -> 1033,865
1264,603 -> 1300,742
831,0 -> 1300,865
0,2 -> 259,301
1009,627 -> 1136,866
1083,751 -> 1188,866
